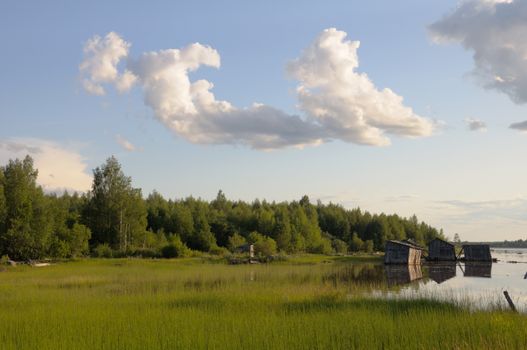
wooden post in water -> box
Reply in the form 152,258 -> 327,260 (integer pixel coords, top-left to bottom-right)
503,291 -> 517,312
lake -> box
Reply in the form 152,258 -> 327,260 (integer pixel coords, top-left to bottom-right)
368,248 -> 527,312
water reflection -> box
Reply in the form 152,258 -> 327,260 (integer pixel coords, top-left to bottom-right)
245,249 -> 527,312
428,263 -> 456,284
373,249 -> 527,312
462,263 -> 492,278
385,265 -> 423,286
322,264 -> 385,286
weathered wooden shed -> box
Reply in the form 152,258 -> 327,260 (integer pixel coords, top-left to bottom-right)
461,244 -> 492,262
384,240 -> 424,265
428,238 -> 456,261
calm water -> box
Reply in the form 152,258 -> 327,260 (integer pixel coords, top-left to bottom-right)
369,248 -> 527,312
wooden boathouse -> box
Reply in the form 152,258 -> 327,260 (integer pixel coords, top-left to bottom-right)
460,244 -> 492,262
384,240 -> 424,265
427,238 -> 456,261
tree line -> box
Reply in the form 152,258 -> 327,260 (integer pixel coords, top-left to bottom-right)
482,240 -> 527,248
0,155 -> 445,260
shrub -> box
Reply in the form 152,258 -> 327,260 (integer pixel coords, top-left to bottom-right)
349,233 -> 364,252
69,224 -> 91,257
332,239 -> 348,254
161,245 -> 178,258
93,243 -> 113,258
308,238 -> 333,254
227,233 -> 247,252
209,245 -> 230,256
0,255 -> 9,265
248,232 -> 277,257
48,238 -> 70,258
263,240 -> 277,255
247,231 -> 263,244
161,236 -> 190,258
363,240 -> 374,253
143,230 -> 168,251
131,248 -> 160,258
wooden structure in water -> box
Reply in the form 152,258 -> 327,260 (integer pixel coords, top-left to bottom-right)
384,240 -> 424,265
427,238 -> 456,261
460,244 -> 492,262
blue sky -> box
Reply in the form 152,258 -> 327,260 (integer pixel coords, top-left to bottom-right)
1,0 -> 527,241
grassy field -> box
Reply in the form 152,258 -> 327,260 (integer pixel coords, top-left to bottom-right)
0,257 -> 526,350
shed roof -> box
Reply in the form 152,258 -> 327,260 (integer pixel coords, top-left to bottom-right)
430,238 -> 454,246
387,240 -> 425,250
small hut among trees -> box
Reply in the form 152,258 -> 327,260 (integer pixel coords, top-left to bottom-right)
236,243 -> 254,258
428,238 -> 456,261
461,244 -> 492,262
384,240 -> 424,265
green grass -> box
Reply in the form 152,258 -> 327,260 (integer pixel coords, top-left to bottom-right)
0,258 -> 525,349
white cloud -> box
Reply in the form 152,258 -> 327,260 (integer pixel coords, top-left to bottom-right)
0,139 -> 92,192
288,28 -> 435,146
115,134 -> 137,152
430,0 -> 527,103
79,32 -> 136,95
80,29 -> 435,149
465,117 -> 487,131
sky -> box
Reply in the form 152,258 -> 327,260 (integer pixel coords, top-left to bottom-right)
1,0 -> 527,241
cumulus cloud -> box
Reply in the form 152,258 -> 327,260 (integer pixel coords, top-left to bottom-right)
80,29 -> 435,149
288,28 -> 434,146
79,32 -> 136,95
0,139 -> 92,192
430,0 -> 527,103
115,134 -> 137,151
509,120 -> 527,131
465,117 -> 487,131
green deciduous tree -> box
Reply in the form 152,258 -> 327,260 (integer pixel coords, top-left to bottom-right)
248,231 -> 277,256
145,190 -> 169,233
273,205 -> 292,252
349,232 -> 364,252
332,238 -> 348,254
0,168 -> 6,251
0,155 -> 447,258
227,233 -> 247,252
83,156 -> 147,250
184,199 -> 216,251
161,235 -> 190,258
0,156 -> 52,260
363,240 -> 374,253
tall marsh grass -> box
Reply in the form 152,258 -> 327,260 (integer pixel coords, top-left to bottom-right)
0,258 -> 525,349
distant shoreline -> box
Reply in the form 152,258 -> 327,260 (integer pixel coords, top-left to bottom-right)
465,242 -> 527,249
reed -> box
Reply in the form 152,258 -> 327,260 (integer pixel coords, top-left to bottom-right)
0,258 -> 525,349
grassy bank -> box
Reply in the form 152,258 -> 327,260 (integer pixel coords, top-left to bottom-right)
0,258 -> 525,349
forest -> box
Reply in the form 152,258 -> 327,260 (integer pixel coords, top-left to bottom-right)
0,155 -> 444,260
484,240 -> 527,248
